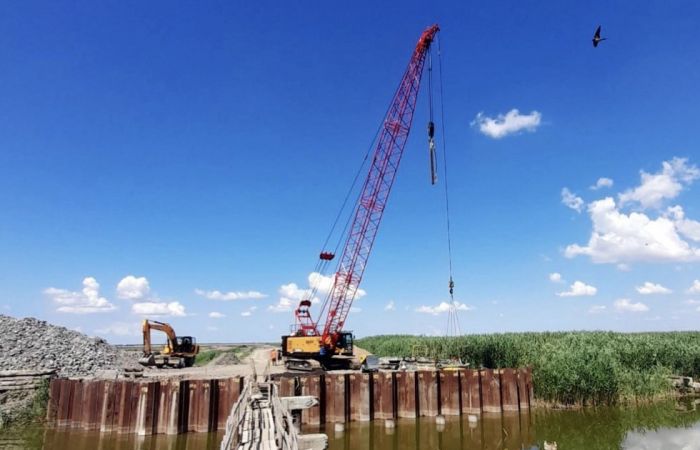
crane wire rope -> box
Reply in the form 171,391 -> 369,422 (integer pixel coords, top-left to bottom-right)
436,34 -> 461,336
305,96 -> 396,318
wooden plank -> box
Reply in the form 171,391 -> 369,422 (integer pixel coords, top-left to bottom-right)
417,371 -> 438,417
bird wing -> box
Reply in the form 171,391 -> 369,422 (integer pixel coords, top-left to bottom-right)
594,25 -> 601,39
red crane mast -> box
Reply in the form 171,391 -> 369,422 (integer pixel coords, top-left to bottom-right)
294,24 -> 440,350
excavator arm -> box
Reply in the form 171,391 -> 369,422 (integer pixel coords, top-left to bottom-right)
142,319 -> 178,355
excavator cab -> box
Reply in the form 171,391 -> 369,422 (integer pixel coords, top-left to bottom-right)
176,336 -> 196,353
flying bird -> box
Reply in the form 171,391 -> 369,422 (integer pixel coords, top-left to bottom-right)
592,25 -> 607,47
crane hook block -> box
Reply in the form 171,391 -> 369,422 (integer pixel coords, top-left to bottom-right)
428,121 -> 435,139
320,252 -> 335,261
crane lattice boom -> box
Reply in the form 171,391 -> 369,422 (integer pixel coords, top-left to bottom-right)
294,24 -> 440,348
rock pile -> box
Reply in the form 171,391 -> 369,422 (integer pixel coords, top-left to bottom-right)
0,314 -> 129,377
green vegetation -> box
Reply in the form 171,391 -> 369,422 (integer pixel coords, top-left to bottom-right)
355,332 -> 700,405
0,379 -> 50,428
193,345 -> 254,367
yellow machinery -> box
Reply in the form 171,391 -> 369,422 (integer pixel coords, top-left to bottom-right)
138,319 -> 200,368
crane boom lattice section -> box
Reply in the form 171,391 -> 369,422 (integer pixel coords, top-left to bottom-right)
317,25 -> 440,345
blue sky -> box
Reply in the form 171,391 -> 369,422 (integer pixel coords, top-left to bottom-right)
1,1 -> 700,343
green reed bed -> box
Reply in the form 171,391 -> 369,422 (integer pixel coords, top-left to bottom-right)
356,332 -> 700,405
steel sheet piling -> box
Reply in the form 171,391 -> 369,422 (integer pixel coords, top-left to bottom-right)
439,371 -> 460,415
499,369 -> 519,412
396,371 -> 417,419
417,371 -> 438,417
460,369 -> 481,415
301,375 -> 321,425
46,367 -> 532,436
517,368 -> 531,410
372,372 -> 394,420
348,373 -> 370,421
480,369 -> 501,414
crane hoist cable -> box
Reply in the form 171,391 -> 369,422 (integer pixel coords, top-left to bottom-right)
427,33 -> 456,305
435,34 -> 460,336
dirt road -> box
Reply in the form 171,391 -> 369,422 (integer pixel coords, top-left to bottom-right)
136,346 -> 286,380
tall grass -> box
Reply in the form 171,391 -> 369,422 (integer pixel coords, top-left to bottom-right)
356,332 -> 700,405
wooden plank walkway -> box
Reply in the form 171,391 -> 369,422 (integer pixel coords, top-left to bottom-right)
220,379 -> 326,450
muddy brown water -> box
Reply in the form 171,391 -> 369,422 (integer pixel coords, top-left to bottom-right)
2,398 -> 700,449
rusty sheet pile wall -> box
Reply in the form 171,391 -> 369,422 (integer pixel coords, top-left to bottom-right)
278,368 -> 533,424
46,377 -> 244,435
47,368 -> 532,435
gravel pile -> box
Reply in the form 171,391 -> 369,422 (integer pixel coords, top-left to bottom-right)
0,314 -> 133,377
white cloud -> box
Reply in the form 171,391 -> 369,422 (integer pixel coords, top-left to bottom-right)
350,307 -> 362,313
268,297 -> 293,313
617,263 -> 631,272
44,277 -> 116,314
667,206 -> 700,242
269,272 -> 368,314
561,188 -> 584,213
588,305 -> 607,314
567,159 -> 700,264
416,301 -> 472,315
614,298 -> 649,313
241,306 -> 257,317
132,301 -> 186,317
95,322 -> 140,337
565,197 -> 700,263
557,281 -> 598,297
619,157 -> 699,209
384,300 -> 396,311
636,282 -> 672,295
549,272 -> 563,283
684,299 -> 700,305
116,275 -> 150,300
591,177 -> 614,190
557,281 -> 597,297
207,326 -> 219,331
194,289 -> 266,301
688,280 -> 700,294
209,311 -> 225,319
471,109 -> 542,139
308,272 -> 366,299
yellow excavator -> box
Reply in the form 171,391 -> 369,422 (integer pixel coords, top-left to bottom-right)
138,319 -> 200,368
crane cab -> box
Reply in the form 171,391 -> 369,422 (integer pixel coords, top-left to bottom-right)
281,331 -> 355,371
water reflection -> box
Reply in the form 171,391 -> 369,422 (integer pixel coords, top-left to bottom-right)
2,399 -> 700,449
311,399 -> 700,450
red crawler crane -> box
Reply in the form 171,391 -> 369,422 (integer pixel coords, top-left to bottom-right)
282,24 -> 440,371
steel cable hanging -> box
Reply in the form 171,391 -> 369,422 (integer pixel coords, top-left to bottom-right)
435,34 -> 461,337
